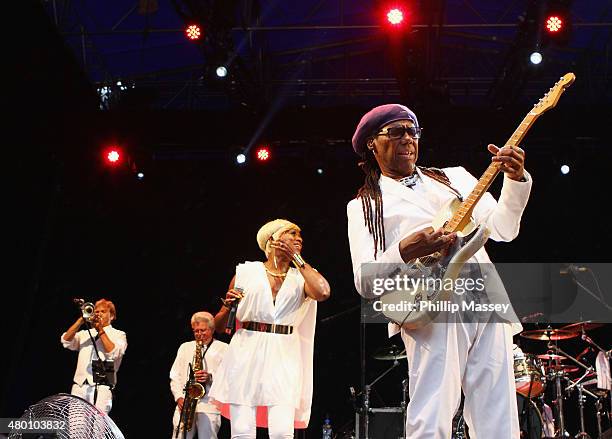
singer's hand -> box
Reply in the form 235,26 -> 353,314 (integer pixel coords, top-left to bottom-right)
270,238 -> 300,259
177,397 -> 185,411
224,288 -> 244,306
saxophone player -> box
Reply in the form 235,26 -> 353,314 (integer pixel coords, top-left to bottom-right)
170,311 -> 228,439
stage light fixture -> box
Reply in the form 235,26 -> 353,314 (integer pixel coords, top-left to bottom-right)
216,66 -> 228,78
386,7 -> 405,25
256,146 -> 270,162
236,153 -> 246,164
317,168 -> 324,175
545,15 -> 563,33
530,51 -> 543,65
185,24 -> 202,41
105,147 -> 122,165
560,164 -> 570,175
137,172 -> 144,179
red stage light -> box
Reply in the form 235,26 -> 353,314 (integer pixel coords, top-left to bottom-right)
185,24 -> 202,41
545,15 -> 563,33
256,147 -> 270,161
104,147 -> 122,165
386,8 -> 405,25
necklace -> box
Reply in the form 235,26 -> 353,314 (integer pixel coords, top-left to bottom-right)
265,267 -> 288,278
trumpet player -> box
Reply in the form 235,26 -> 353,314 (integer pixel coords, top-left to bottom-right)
61,298 -> 127,414
170,311 -> 228,439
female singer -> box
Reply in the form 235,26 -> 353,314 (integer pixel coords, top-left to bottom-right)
209,219 -> 330,439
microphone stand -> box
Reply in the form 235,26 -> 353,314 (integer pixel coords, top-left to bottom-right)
565,270 -> 612,312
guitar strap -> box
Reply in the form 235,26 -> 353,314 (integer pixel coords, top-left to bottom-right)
419,166 -> 463,201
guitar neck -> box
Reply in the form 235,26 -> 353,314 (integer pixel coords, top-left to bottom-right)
443,111 -> 539,234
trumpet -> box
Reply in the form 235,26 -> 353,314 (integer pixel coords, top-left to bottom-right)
73,298 -> 96,322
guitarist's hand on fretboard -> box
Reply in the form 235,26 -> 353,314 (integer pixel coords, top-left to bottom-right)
399,227 -> 457,263
488,143 -> 526,182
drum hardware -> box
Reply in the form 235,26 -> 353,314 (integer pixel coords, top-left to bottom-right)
546,342 -> 596,438
373,344 -> 407,361
514,353 -> 547,398
560,321 -> 605,332
354,346 -> 407,439
520,328 -> 580,341
538,354 -> 568,361
401,379 -> 408,439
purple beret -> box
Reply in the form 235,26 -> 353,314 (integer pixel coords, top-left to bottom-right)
351,104 -> 419,155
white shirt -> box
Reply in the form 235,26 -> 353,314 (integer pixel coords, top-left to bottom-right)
169,339 -> 228,414
61,325 -> 127,386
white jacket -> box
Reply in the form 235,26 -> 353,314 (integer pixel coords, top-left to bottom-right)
347,166 -> 532,335
170,339 -> 228,413
61,325 -> 127,386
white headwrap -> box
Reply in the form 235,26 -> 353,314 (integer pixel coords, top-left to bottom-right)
256,219 -> 301,257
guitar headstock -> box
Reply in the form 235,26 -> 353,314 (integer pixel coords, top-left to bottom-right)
532,73 -> 576,115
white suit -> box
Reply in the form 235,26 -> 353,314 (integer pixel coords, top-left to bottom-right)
347,166 -> 532,439
61,325 -> 127,414
170,339 -> 228,439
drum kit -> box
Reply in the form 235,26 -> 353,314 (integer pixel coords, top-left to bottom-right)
509,321 -> 611,439
354,321 -> 610,439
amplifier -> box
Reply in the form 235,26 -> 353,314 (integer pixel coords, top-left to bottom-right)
355,407 -> 404,439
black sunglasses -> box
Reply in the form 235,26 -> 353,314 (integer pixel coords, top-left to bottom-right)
375,126 -> 422,140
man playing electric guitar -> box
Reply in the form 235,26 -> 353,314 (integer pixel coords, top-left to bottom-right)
347,103 -> 532,438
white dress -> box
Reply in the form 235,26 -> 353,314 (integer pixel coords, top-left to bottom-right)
209,261 -> 317,428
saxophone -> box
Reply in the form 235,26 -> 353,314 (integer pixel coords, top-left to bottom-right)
180,340 -> 206,432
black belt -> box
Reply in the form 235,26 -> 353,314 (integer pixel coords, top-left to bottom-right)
242,321 -> 293,335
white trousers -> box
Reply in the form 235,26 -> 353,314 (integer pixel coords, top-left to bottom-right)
70,383 -> 113,414
229,404 -> 294,439
401,315 -> 520,439
171,407 -> 221,439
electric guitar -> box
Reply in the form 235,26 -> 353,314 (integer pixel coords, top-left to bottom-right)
380,72 -> 576,329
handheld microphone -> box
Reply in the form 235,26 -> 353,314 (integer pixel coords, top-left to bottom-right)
225,287 -> 243,335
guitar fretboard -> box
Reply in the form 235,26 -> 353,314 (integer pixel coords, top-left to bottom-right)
442,111 -> 539,234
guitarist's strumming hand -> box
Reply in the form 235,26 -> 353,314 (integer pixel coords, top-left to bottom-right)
399,227 -> 457,263
488,144 -> 526,182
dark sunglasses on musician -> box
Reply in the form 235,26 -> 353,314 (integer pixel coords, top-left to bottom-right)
375,125 -> 423,140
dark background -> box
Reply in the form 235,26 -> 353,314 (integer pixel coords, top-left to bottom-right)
4,1 -> 611,438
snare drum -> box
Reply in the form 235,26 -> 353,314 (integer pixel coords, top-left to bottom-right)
514,353 -> 546,397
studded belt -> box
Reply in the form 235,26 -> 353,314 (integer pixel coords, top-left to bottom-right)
241,321 -> 293,335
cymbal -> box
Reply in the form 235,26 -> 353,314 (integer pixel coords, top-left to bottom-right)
520,329 -> 579,341
373,344 -> 407,361
537,354 -> 567,361
560,321 -> 605,332
546,363 -> 580,373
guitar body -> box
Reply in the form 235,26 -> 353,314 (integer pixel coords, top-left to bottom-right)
378,72 -> 576,330
380,203 -> 491,329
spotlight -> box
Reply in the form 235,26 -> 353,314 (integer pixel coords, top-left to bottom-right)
530,51 -> 543,65
545,15 -> 563,33
256,146 -> 270,162
104,147 -> 122,165
236,153 -> 246,164
386,8 -> 405,25
316,168 -> 324,175
560,164 -> 570,175
185,24 -> 202,41
136,172 -> 144,179
216,66 -> 228,78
